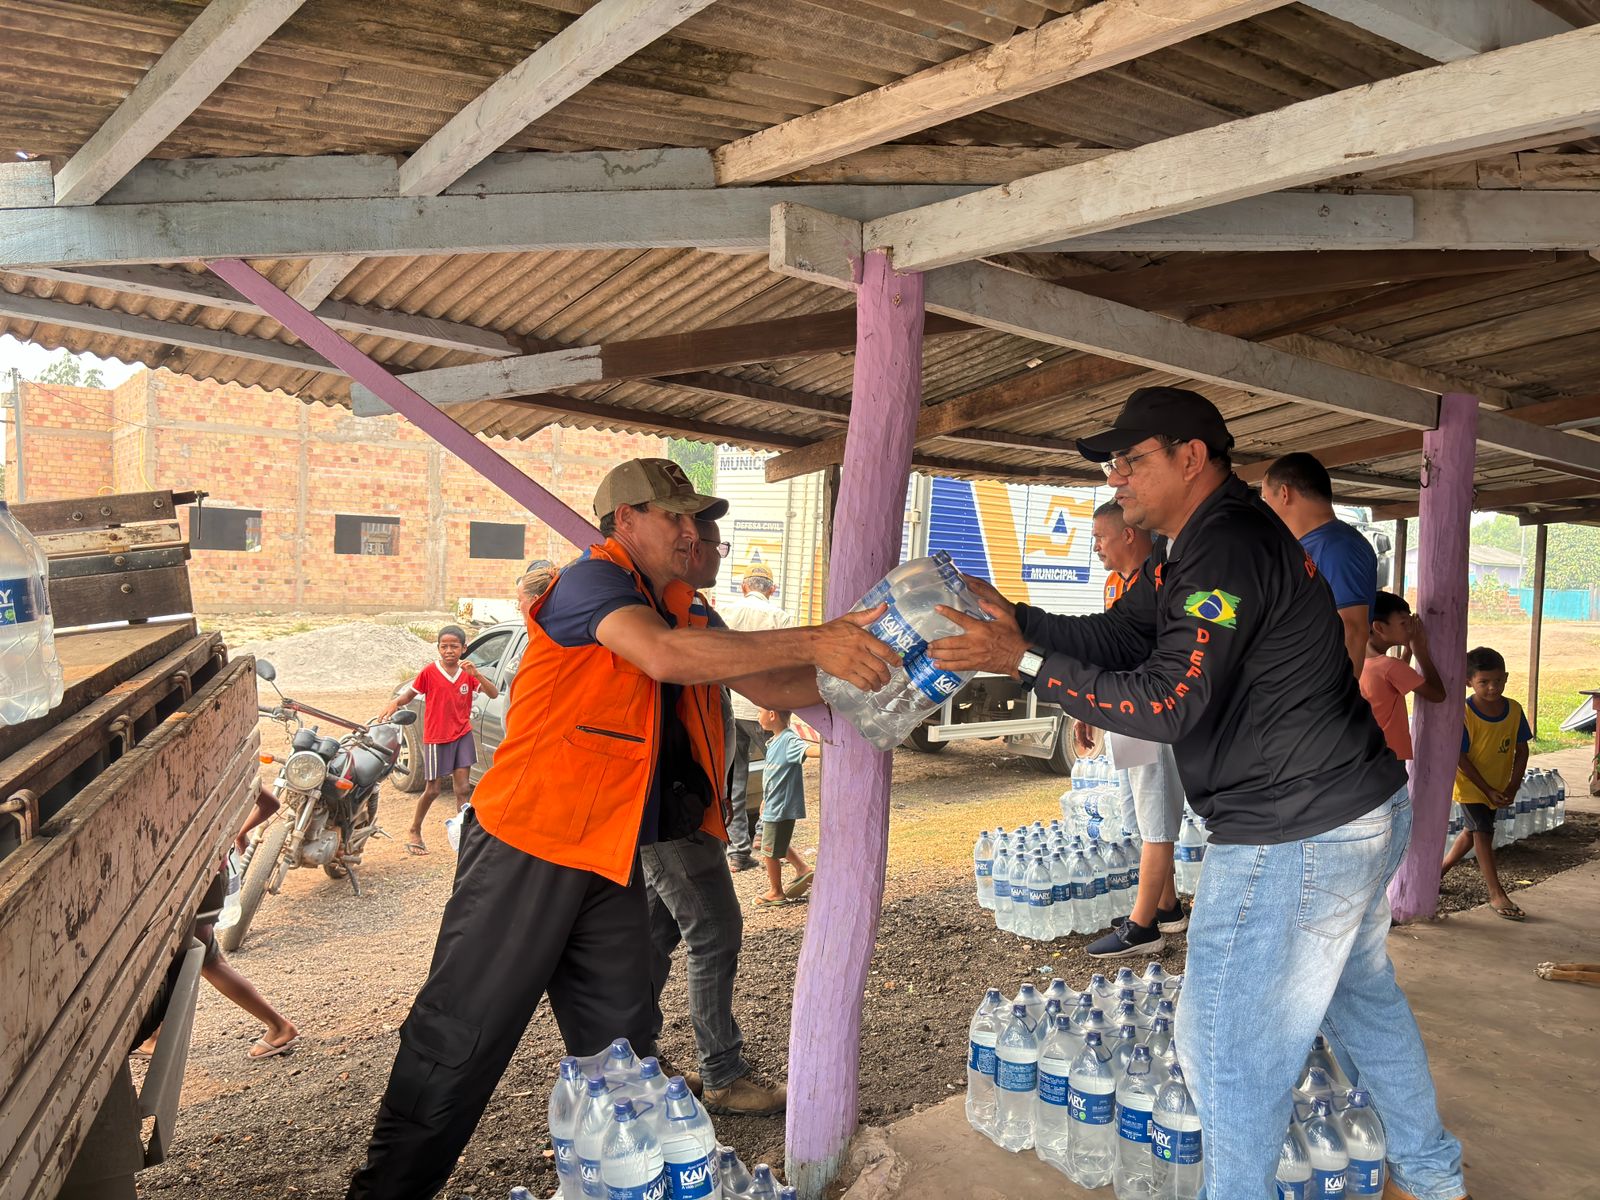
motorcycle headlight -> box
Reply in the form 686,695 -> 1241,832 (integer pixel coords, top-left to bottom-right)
283,750 -> 329,792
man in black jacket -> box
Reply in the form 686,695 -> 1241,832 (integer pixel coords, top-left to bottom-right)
931,387 -> 1466,1200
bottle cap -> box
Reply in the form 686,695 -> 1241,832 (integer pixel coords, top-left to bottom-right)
665,1077 -> 690,1098
586,1074 -> 608,1095
1347,1089 -> 1371,1108
558,1056 -> 580,1079
639,1057 -> 661,1079
613,1099 -> 637,1120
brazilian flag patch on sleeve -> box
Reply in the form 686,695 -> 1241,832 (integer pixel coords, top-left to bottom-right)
1182,589 -> 1242,628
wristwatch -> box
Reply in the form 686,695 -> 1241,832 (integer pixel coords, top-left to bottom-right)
1016,646 -> 1047,686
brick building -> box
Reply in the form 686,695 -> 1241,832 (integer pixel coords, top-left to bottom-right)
3,369 -> 666,612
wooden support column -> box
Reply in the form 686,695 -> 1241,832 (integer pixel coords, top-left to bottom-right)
785,251 -> 924,1199
1390,393 -> 1478,923
204,258 -> 599,549
1392,517 -> 1409,599
1528,522 -> 1549,734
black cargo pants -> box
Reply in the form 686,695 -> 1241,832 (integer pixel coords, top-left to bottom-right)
347,810 -> 656,1200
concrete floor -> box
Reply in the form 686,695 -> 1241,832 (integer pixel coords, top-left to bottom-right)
842,757 -> 1600,1200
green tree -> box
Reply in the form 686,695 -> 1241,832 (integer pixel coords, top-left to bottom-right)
32,350 -> 104,387
668,439 -> 716,497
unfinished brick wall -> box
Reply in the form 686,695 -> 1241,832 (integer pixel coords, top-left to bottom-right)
4,380 -> 116,500
6,369 -> 666,613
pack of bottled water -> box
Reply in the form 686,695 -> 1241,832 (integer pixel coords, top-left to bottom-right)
0,501 -> 64,727
968,980 -> 1388,1200
541,1038 -> 759,1200
973,816 -> 1143,941
817,551 -> 991,750
1276,1038 -> 1389,1198
1173,812 -> 1209,898
1443,767 -> 1568,858
965,967 -> 1196,1196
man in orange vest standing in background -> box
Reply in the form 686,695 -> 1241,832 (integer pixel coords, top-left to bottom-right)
349,459 -> 897,1200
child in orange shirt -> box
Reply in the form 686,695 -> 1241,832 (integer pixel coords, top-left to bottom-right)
1360,591 -> 1445,760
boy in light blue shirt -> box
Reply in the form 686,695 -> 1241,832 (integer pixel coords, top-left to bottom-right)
755,708 -> 818,906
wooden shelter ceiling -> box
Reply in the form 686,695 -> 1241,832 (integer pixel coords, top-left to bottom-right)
1,0 -> 1598,513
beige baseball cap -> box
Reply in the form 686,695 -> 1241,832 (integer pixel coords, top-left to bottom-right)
593,458 -> 729,521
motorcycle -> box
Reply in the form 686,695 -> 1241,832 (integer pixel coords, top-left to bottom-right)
219,659 -> 417,952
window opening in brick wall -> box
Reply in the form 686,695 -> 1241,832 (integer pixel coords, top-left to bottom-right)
334,514 -> 400,556
469,521 -> 526,560
188,505 -> 262,552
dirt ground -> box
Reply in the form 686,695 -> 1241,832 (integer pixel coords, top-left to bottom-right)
135,679 -> 1600,1199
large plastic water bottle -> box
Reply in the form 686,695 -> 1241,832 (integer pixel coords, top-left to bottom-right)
1014,982 -> 1046,1029
1035,1015 -> 1075,1170
659,1079 -> 718,1200
745,1165 -> 778,1200
1086,840 -> 1112,930
1340,1089 -> 1386,1196
1104,839 -> 1132,919
994,1004 -> 1039,1151
1174,818 -> 1206,895
1067,852 -> 1094,935
637,1058 -> 670,1117
991,844 -> 1013,931
0,502 -> 64,726
716,1148 -> 751,1198
966,989 -> 1004,1139
1276,1121 -> 1313,1199
974,831 -> 996,910
816,552 -> 990,749
1513,778 -> 1533,841
601,1099 -> 668,1200
1142,1017 -> 1176,1069
1304,1035 -> 1352,1093
1108,1024 -> 1140,1075
550,1057 -> 586,1199
1113,1044 -> 1158,1200
606,1039 -> 640,1084
1151,1064 -> 1202,1200
1026,855 -> 1054,939
1008,854 -> 1032,937
577,1075 -> 615,1198
1303,1098 -> 1350,1199
1553,769 -> 1568,827
1049,853 -> 1072,938
1067,1032 -> 1117,1189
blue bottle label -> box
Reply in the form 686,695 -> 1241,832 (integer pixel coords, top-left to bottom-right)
1067,1086 -> 1113,1125
606,1169 -> 669,1200
1038,1068 -> 1069,1107
1069,880 -> 1089,902
1029,886 -> 1052,908
1346,1159 -> 1384,1194
666,1156 -> 717,1200
975,861 -> 992,877
1110,869 -> 1129,891
993,877 -> 1010,899
553,1136 -> 576,1177
580,1158 -> 603,1196
1175,845 -> 1204,862
1152,1122 -> 1202,1165
1276,1182 -> 1308,1200
0,577 -> 41,627
1052,882 -> 1069,903
1117,1103 -> 1152,1144
1313,1167 -> 1347,1196
995,1058 -> 1036,1093
1090,875 -> 1107,898
968,1041 -> 997,1075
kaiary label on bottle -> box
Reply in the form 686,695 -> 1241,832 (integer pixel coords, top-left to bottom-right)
1038,1069 -> 1069,1107
1313,1167 -> 1347,1196
0,577 -> 41,627
968,1041 -> 997,1075
1117,1101 -> 1153,1143
666,1157 -> 717,1200
552,1137 -> 575,1175
1347,1158 -> 1384,1194
1152,1121 -> 1203,1165
1067,1086 -> 1113,1125
605,1168 -> 669,1200
1276,1182 -> 1308,1200
995,1058 -> 1037,1093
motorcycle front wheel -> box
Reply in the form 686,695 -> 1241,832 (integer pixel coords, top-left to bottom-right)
219,818 -> 291,953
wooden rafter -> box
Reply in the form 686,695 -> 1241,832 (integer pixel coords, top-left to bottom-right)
862,26 -> 1600,270
52,0 -> 310,206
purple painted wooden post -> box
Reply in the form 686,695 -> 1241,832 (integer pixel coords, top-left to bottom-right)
785,251 -> 923,1200
1390,393 -> 1477,922
205,258 -> 600,548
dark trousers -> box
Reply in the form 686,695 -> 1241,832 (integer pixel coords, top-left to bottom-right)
641,830 -> 747,1088
347,812 -> 656,1200
725,719 -> 767,859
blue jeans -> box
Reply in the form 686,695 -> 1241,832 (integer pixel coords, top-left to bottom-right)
1176,787 -> 1464,1200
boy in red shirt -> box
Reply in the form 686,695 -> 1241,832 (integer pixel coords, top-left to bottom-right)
1360,591 -> 1446,760
379,625 -> 498,854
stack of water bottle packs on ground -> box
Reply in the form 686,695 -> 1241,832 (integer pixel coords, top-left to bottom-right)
1446,766 -> 1568,854
541,1037 -> 794,1200
965,972 -> 1391,1198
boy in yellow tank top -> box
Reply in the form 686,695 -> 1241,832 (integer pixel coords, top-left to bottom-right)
1441,646 -> 1531,920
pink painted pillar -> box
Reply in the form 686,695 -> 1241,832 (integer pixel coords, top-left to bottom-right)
785,251 -> 923,1200
205,258 -> 600,548
1390,393 -> 1477,922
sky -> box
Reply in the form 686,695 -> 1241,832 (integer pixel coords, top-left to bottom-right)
0,334 -> 144,387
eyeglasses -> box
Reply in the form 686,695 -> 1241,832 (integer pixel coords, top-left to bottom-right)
1099,444 -> 1171,479
700,539 -> 731,558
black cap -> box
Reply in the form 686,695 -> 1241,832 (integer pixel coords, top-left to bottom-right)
1077,386 -> 1235,463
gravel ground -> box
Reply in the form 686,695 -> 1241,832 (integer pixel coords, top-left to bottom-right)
132,668 -> 1600,1199
234,623 -> 437,694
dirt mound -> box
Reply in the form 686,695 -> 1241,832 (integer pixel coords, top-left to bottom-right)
235,622 -> 434,694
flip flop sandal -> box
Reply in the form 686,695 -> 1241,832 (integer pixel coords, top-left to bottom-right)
248,1035 -> 299,1060
405,841 -> 429,856
754,895 -> 789,908
1491,901 -> 1525,921
783,871 -> 814,899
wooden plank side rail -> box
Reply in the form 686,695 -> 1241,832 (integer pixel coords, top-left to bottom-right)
0,657 -> 259,1198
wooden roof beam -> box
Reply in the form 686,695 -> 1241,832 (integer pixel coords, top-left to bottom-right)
348,309 -> 970,416
1518,503 -> 1600,526
864,25 -> 1600,271
52,0 -> 310,206
712,0 -> 1289,185
1375,477 -> 1600,520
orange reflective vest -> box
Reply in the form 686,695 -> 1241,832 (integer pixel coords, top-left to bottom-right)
1103,568 -> 1140,611
471,538 -> 728,885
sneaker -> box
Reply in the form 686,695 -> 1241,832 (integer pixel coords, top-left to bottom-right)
1155,900 -> 1189,934
1086,918 -> 1164,959
702,1074 -> 786,1117
727,853 -> 756,873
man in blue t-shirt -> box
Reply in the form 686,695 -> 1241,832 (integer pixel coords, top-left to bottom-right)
1263,452 -> 1377,677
